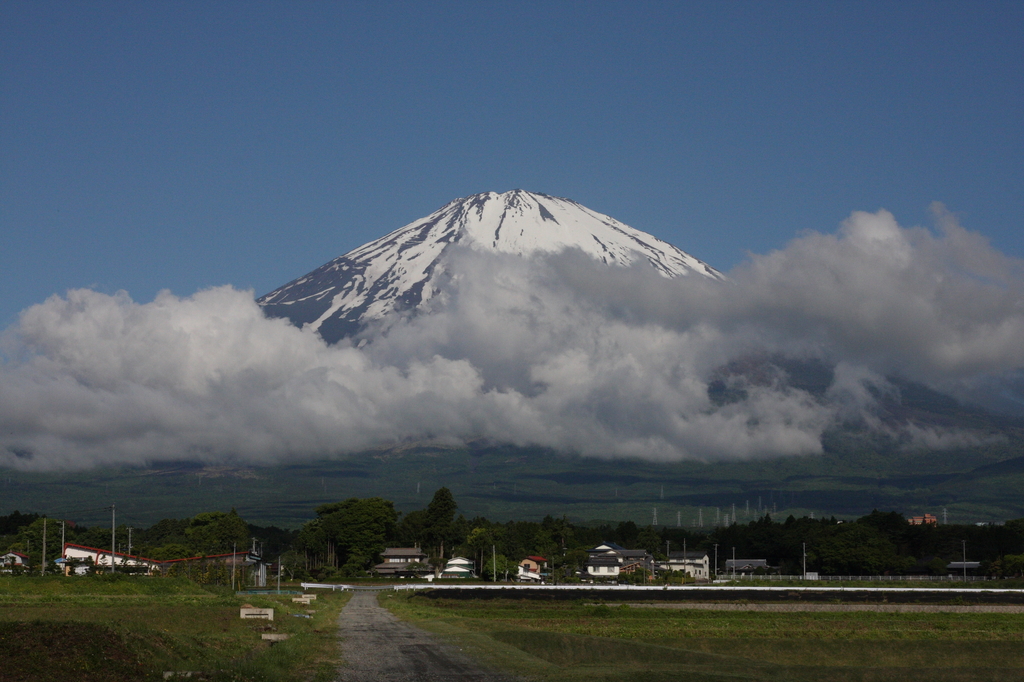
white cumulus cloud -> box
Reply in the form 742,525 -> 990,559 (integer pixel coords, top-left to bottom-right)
2,207 -> 1022,471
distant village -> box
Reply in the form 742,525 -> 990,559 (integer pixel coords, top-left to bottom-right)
3,489 -> 1024,583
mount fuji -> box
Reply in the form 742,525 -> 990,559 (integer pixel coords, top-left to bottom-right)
258,190 -> 722,343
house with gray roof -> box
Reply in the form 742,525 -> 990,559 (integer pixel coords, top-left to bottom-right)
374,547 -> 432,577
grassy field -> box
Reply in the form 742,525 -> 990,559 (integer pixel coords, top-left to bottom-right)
381,593 -> 1024,682
0,575 -> 348,682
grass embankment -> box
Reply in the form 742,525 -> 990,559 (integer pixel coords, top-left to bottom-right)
382,593 -> 1024,682
0,575 -> 348,682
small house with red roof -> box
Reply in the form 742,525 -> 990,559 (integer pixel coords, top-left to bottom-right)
517,555 -> 548,581
1,551 -> 29,569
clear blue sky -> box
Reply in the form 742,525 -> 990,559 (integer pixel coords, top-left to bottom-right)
2,1 -> 1021,329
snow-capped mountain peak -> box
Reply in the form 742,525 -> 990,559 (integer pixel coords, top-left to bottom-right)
258,190 -> 721,342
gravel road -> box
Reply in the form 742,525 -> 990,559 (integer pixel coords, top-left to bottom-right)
335,590 -> 511,682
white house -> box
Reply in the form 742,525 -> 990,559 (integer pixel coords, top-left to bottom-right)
585,542 -> 654,578
662,551 -> 710,580
62,543 -> 160,573
440,556 -> 475,578
1,551 -> 28,568
62,544 -> 264,582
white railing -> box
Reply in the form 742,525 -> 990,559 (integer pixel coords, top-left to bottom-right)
721,574 -> 991,582
387,583 -> 1024,594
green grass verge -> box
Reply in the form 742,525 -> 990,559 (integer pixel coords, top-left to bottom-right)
381,594 -> 1024,682
0,576 -> 348,682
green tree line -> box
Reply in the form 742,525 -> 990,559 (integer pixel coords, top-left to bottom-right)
4,493 -> 1024,580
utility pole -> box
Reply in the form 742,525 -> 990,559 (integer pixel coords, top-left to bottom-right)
110,504 -> 116,574
962,540 -> 967,582
231,543 -> 237,591
713,544 -> 718,581
802,542 -> 806,579
277,556 -> 282,593
128,527 -> 133,560
732,547 -> 736,580
41,518 -> 47,576
492,545 -> 497,583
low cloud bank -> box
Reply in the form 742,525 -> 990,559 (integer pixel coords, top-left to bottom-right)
2,206 -> 1022,470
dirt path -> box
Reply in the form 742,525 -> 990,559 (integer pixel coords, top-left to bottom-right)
335,590 -> 511,682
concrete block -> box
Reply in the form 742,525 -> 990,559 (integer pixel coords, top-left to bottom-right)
240,607 -> 274,620
261,633 -> 290,642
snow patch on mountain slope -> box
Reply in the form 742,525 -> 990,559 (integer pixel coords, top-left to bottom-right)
258,190 -> 721,343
